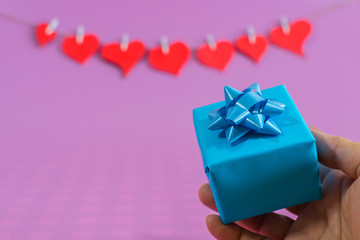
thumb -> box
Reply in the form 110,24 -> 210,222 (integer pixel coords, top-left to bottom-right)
310,127 -> 360,179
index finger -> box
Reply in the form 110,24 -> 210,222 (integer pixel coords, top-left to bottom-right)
310,127 -> 360,179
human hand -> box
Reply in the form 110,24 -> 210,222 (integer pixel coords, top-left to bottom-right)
198,127 -> 360,240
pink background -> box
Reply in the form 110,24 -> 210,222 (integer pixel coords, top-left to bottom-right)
1,0 -> 359,239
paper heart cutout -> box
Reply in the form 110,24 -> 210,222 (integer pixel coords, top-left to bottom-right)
62,35 -> 99,63
270,20 -> 312,56
196,41 -> 234,71
236,36 -> 268,63
101,41 -> 146,76
148,42 -> 190,75
35,23 -> 57,46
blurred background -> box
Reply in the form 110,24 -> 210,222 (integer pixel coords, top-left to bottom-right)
0,0 -> 359,239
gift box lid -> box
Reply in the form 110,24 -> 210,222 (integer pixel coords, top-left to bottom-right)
193,84 -> 315,169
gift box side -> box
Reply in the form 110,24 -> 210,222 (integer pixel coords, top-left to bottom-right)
193,101 -> 226,169
209,139 -> 322,224
204,164 -> 227,219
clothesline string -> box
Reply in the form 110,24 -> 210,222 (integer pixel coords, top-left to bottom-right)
0,0 -> 358,48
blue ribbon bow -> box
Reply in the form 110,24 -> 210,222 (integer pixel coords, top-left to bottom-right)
208,83 -> 285,144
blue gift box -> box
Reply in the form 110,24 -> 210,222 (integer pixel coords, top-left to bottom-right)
193,84 -> 322,224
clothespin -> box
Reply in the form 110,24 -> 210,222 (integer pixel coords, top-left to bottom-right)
206,34 -> 217,51
120,33 -> 130,51
280,16 -> 290,35
75,25 -> 85,45
44,18 -> 59,35
160,36 -> 169,54
247,25 -> 256,44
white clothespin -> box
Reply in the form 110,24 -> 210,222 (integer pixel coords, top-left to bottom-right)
76,25 -> 85,45
206,34 -> 217,51
160,36 -> 169,55
44,18 -> 59,35
120,33 -> 130,51
247,25 -> 256,44
280,16 -> 290,35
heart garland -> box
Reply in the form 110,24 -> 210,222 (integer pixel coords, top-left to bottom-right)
269,20 -> 312,56
196,40 -> 234,71
61,26 -> 99,64
35,18 -> 59,46
148,42 -> 191,75
62,35 -> 99,64
236,36 -> 268,63
101,41 -> 146,76
35,23 -> 57,46
35,19 -> 312,75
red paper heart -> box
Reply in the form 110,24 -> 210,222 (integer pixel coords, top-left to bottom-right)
236,36 -> 268,63
35,23 -> 57,46
196,41 -> 234,71
62,35 -> 99,63
101,41 -> 146,76
270,20 -> 312,56
148,42 -> 190,75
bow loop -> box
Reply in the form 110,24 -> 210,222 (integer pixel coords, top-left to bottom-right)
208,83 -> 285,144
226,106 -> 250,125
